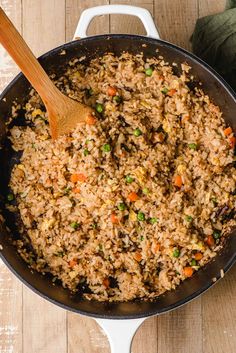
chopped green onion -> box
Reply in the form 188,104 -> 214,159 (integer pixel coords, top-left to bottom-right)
173,248 -> 180,258
188,143 -> 197,150
211,197 -> 218,206
88,88 -> 94,96
150,217 -> 158,224
102,144 -> 111,152
56,251 -> 64,257
96,103 -> 104,113
7,193 -> 14,201
133,128 -> 142,137
98,244 -> 103,251
70,221 -> 79,230
140,236 -> 144,241
64,187 -> 71,195
125,175 -> 134,183
137,212 -> 145,221
185,215 -> 193,222
113,95 -> 122,104
142,187 -> 149,195
117,202 -> 126,211
191,259 -> 197,266
84,148 -> 89,156
145,67 -> 153,76
91,223 -> 97,229
213,230 -> 221,239
161,87 -> 168,95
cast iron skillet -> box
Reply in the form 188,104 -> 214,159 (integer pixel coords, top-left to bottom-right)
0,5 -> 236,324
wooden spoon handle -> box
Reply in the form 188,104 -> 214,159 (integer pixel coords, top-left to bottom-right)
0,7 -> 61,106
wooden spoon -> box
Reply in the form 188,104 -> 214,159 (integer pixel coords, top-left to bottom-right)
0,7 -> 94,139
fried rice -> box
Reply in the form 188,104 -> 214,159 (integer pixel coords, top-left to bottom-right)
5,52 -> 236,301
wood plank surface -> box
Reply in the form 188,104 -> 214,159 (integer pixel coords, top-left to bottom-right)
0,1 -> 235,353
198,0 -> 226,16
154,0 -> 198,50
202,266 -> 236,353
158,299 -> 202,353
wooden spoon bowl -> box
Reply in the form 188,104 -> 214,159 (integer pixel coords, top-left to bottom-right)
0,7 -> 94,139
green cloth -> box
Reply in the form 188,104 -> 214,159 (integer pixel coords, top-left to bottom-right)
191,0 -> 236,91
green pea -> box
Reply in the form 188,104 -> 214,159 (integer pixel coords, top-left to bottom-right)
213,230 -> 221,239
173,248 -> 180,258
125,175 -> 134,183
70,221 -> 79,230
7,193 -> 14,201
191,259 -> 197,266
133,128 -> 142,137
142,187 -> 149,195
145,68 -> 153,76
150,217 -> 158,224
161,87 -> 168,95
118,202 -> 126,211
185,215 -> 193,222
84,148 -> 89,156
102,144 -> 111,152
96,103 -> 104,113
137,212 -> 145,221
113,95 -> 122,104
188,143 -> 197,150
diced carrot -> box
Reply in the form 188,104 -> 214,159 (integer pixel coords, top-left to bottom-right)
174,175 -> 183,188
183,266 -> 194,277
128,192 -> 139,202
205,235 -> 215,247
134,251 -> 142,262
70,173 -> 86,183
181,115 -> 190,123
194,252 -> 203,261
110,213 -> 119,224
85,114 -> 97,125
103,278 -> 110,288
73,187 -> 80,193
153,132 -> 165,143
224,127 -> 232,136
168,89 -> 177,97
151,241 -> 160,254
69,259 -> 77,268
120,152 -> 126,158
107,86 -> 117,96
229,136 -> 236,149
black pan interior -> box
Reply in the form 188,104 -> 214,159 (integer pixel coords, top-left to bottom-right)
0,35 -> 236,319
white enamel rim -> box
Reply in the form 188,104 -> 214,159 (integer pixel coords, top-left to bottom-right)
73,5 -> 160,352
73,4 -> 160,39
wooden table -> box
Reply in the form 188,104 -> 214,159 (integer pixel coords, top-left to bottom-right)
0,1 -> 235,352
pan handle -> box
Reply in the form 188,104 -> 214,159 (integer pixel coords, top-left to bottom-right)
95,317 -> 145,353
73,5 -> 160,39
